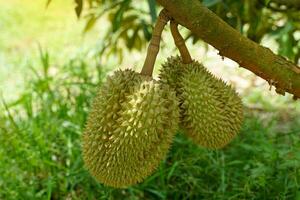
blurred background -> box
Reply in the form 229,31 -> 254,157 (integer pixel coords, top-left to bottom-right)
0,0 -> 300,199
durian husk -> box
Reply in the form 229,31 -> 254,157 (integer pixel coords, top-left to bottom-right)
160,56 -> 244,149
82,69 -> 179,188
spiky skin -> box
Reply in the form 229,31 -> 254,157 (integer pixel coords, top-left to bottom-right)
82,69 -> 179,188
159,56 -> 243,149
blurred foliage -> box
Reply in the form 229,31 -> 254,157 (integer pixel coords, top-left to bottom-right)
1,48 -> 300,199
0,48 -> 103,199
61,0 -> 300,64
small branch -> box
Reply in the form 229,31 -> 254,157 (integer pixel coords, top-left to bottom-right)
170,21 -> 192,64
156,0 -> 300,98
140,9 -> 170,76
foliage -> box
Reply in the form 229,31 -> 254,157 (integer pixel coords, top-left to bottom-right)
63,0 -> 300,63
1,50 -> 300,199
0,49 -> 103,199
202,0 -> 300,63
82,0 -> 155,63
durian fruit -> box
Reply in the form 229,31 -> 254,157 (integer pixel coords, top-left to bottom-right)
159,21 -> 243,149
160,56 -> 243,149
82,70 -> 179,187
82,10 -> 179,188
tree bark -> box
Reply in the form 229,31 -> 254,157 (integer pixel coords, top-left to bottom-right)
156,0 -> 300,98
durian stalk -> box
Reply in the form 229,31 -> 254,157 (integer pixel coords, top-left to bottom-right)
170,21 -> 192,64
140,9 -> 170,77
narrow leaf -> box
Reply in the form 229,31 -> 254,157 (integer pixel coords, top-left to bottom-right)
141,20 -> 152,41
75,0 -> 83,18
112,0 -> 130,32
84,16 -> 97,33
147,0 -> 157,23
112,8 -> 124,32
202,0 -> 222,7
46,0 -> 52,8
126,26 -> 139,50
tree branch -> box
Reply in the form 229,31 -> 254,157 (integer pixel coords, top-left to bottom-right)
156,0 -> 300,98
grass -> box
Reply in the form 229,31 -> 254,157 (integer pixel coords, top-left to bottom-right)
0,48 -> 300,199
0,0 -> 100,101
1,0 -> 300,199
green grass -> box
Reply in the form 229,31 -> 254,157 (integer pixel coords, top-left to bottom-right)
0,0 -> 100,101
0,49 -> 300,199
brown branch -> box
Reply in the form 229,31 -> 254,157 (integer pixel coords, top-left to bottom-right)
170,21 -> 192,64
141,9 -> 170,76
156,0 -> 300,99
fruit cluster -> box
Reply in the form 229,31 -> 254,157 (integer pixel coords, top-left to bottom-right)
82,10 -> 243,188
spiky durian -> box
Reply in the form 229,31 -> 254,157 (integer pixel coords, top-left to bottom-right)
159,56 -> 243,149
82,69 -> 179,188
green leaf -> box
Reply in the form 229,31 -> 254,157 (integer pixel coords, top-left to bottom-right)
122,14 -> 138,26
167,161 -> 178,180
264,0 -> 272,5
38,44 -> 50,78
75,0 -> 83,18
46,0 -> 52,8
147,0 -> 157,23
112,0 -> 130,32
141,20 -> 152,41
202,0 -> 222,7
126,26 -> 140,50
84,16 -> 97,32
112,10 -> 124,32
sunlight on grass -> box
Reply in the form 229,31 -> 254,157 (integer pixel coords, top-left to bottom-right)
0,0 -> 99,101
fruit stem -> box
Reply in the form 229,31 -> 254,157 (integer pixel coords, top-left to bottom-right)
170,20 -> 192,64
140,9 -> 170,77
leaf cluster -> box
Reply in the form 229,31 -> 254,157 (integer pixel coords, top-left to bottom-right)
58,0 -> 300,64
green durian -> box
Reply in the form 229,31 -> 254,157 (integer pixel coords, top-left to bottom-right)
82,69 -> 179,188
159,56 -> 243,149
